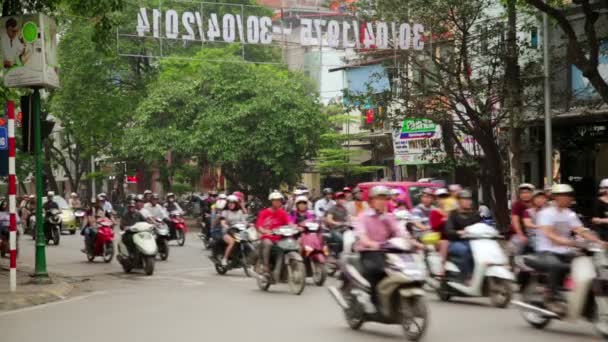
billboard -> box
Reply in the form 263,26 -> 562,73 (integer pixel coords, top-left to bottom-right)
0,13 -> 59,89
392,119 -> 444,165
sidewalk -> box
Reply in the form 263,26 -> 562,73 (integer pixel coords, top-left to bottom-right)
0,263 -> 75,311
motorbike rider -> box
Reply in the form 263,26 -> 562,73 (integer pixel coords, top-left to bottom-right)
444,189 -> 481,282
592,178 -> 608,241
511,183 -> 536,254
410,188 -> 436,231
143,193 -> 168,221
164,193 -> 183,215
346,188 -> 368,220
143,190 -> 153,203
290,196 -> 315,225
354,185 -> 416,302
256,191 -> 290,275
535,184 -> 607,313
43,191 -> 59,211
325,192 -> 349,253
97,192 -> 114,215
314,188 -> 335,220
217,195 -> 247,266
120,199 -> 146,254
429,188 -> 452,275
69,192 -> 82,209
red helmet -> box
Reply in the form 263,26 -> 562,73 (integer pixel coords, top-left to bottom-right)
335,192 -> 346,199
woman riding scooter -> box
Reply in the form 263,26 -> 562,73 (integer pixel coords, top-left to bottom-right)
217,195 -> 247,266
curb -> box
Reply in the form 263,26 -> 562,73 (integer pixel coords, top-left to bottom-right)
0,267 -> 76,311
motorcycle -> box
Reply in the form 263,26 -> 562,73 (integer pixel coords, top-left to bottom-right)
301,222 -> 327,286
117,222 -> 158,276
512,244 -> 608,338
210,222 -> 256,277
426,223 -> 514,308
256,225 -> 306,295
168,210 -> 187,246
324,224 -> 350,277
85,218 -> 115,263
43,208 -> 62,246
74,208 -> 86,229
0,217 -> 18,259
153,218 -> 170,261
328,238 -> 429,341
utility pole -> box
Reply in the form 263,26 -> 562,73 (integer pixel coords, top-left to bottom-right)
32,88 -> 50,283
543,10 -> 553,187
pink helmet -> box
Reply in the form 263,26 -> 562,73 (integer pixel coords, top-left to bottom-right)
233,191 -> 244,201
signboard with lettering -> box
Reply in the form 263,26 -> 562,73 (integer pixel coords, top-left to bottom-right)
392,119 -> 444,165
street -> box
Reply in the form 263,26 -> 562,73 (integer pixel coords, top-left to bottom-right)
0,232 -> 598,342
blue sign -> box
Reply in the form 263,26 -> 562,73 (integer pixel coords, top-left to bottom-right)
572,41 -> 608,100
0,127 -> 7,150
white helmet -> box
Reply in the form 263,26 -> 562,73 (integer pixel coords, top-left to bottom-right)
293,189 -> 305,196
47,191 -> 55,197
434,188 -> 449,197
600,179 -> 608,189
370,185 -> 391,198
295,196 -> 308,204
215,199 -> 227,210
227,195 -> 239,202
552,183 -> 574,195
518,183 -> 535,191
218,193 -> 228,200
268,191 -> 283,201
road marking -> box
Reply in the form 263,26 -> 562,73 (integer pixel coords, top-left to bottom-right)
144,275 -> 205,287
0,291 -> 106,317
157,266 -> 214,275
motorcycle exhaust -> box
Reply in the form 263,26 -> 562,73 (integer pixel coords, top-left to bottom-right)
511,300 -> 560,318
328,286 -> 349,310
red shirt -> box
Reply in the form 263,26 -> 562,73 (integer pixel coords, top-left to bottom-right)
510,200 -> 530,234
429,209 -> 448,238
256,207 -> 290,242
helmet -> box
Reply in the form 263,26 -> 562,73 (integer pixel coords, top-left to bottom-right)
166,192 -> 175,198
135,194 -> 145,202
518,183 -> 535,191
390,188 -> 402,196
47,191 -> 55,197
434,188 -> 449,197
268,191 -> 283,201
421,188 -> 436,196
144,190 -> 152,195
96,193 -> 106,200
370,185 -> 391,198
552,184 -> 574,195
233,191 -> 244,201
127,200 -> 137,207
70,192 -> 78,197
151,193 -> 160,200
295,196 -> 308,204
322,188 -> 333,195
343,187 -> 352,193
29,194 -> 35,199
227,195 -> 239,203
532,190 -> 548,198
457,189 -> 473,199
293,189 -> 305,196
448,184 -> 462,193
600,179 -> 608,189
218,193 -> 228,200
215,199 -> 227,210
335,192 -> 346,199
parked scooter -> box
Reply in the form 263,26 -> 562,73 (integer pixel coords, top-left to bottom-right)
256,225 -> 306,295
328,238 -> 429,341
84,218 -> 115,263
426,223 -> 514,308
168,210 -> 187,246
43,208 -> 62,246
301,222 -> 327,286
153,218 -> 170,261
210,223 -> 256,277
512,243 -> 608,338
117,222 -> 158,275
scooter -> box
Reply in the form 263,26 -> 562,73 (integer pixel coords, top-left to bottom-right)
301,222 -> 327,286
168,210 -> 187,246
210,223 -> 256,277
0,216 -> 18,258
43,208 -> 62,246
256,225 -> 306,295
153,218 -> 170,261
512,244 -> 608,338
85,218 -> 115,263
117,222 -> 158,276
328,238 -> 429,341
324,225 -> 350,277
426,223 -> 514,308
74,208 -> 86,229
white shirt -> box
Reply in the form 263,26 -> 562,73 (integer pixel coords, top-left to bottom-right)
536,206 -> 582,254
314,198 -> 335,219
1,33 -> 25,67
144,203 -> 168,220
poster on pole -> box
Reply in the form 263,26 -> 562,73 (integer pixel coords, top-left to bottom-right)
0,13 -> 59,89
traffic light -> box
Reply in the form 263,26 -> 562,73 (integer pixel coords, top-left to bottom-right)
20,95 -> 55,153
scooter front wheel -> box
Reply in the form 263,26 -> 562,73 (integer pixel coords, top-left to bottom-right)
52,228 -> 60,246
400,296 -> 428,341
287,259 -> 306,295
488,277 -> 512,308
343,288 -> 364,330
143,255 -> 155,275
103,242 -> 114,263
158,240 -> 169,261
312,260 -> 327,286
176,230 -> 186,246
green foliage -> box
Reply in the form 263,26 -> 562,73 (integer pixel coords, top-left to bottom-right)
122,47 -> 325,195
171,182 -> 193,196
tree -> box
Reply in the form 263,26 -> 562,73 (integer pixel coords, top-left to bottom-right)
525,0 -> 608,104
364,0 -> 544,229
122,47 -> 326,196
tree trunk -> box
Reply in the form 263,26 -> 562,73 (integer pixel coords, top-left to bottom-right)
505,0 -> 523,200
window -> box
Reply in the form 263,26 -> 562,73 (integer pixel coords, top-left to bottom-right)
530,27 -> 538,49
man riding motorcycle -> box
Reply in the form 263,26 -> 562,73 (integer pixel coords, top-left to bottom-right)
535,184 -> 607,312
444,189 -> 481,282
143,193 -> 168,221
43,191 -> 59,211
325,191 -> 349,253
354,185 -> 416,302
256,191 -> 290,275
165,193 -> 183,215
120,199 -> 146,254
314,188 -> 335,220
217,195 -> 247,266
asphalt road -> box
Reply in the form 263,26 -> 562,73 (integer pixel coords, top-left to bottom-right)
1,230 -> 600,342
